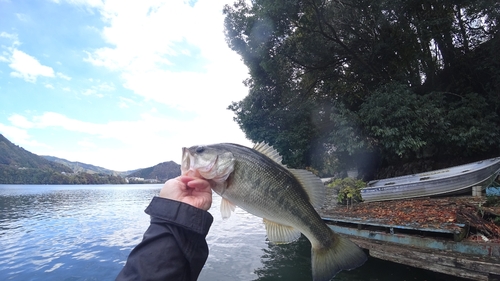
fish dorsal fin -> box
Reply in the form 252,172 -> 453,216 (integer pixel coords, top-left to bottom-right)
220,198 -> 236,219
253,142 -> 283,165
263,218 -> 301,244
289,169 -> 325,209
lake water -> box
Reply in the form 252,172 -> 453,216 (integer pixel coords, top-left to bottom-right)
0,184 -> 465,281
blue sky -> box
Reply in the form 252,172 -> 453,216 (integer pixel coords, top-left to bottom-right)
0,0 -> 251,171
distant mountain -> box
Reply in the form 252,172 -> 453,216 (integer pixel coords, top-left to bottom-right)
0,134 -> 126,184
0,133 -> 179,184
42,155 -> 137,177
127,161 -> 181,182
0,134 -> 72,173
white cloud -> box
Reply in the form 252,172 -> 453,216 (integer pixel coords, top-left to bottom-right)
82,88 -> 96,96
9,49 -> 55,82
52,0 -> 104,9
9,114 -> 34,129
81,81 -> 115,97
97,81 -> 115,91
85,0 -> 249,112
0,34 -> 70,83
0,32 -> 20,46
16,13 -> 30,22
77,139 -> 97,148
5,111 -> 251,170
45,84 -> 55,89
57,72 -> 72,80
118,96 -> 135,108
33,112 -> 98,133
77,0 -> 251,169
0,1 -> 252,170
20,111 -> 160,142
0,122 -> 47,148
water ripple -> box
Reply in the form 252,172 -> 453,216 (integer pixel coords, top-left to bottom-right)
0,184 -> 159,281
0,184 -> 466,281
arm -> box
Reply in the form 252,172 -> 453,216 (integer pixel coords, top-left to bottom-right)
116,176 -> 213,281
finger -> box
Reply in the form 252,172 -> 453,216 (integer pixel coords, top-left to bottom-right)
178,175 -> 196,184
185,178 -> 211,191
169,176 -> 190,191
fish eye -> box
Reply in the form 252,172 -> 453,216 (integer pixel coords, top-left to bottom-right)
195,146 -> 205,153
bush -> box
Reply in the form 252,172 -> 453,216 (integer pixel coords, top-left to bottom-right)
328,178 -> 366,208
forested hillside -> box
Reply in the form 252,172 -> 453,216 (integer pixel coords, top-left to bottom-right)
42,155 -> 134,177
0,134 -> 182,184
224,0 -> 500,178
127,161 -> 181,182
0,134 -> 122,184
0,134 -> 72,173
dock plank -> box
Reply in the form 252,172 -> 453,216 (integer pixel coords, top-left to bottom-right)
370,249 -> 489,281
319,196 -> 500,241
349,236 -> 500,280
320,193 -> 500,280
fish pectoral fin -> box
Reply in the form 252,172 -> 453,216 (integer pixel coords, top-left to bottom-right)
220,198 -> 236,219
263,218 -> 301,244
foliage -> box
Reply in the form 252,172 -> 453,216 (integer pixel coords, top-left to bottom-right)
328,178 -> 366,208
0,165 -> 127,184
0,134 -> 72,173
359,83 -> 500,163
479,196 -> 500,226
0,134 -> 183,185
484,196 -> 500,208
127,161 -> 181,182
224,0 -> 500,177
0,134 -> 128,184
359,83 -> 436,158
42,155 -> 131,176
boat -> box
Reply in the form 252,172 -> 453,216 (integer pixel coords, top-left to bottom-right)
361,157 -> 500,202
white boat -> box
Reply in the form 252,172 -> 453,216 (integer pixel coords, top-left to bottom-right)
361,157 -> 500,202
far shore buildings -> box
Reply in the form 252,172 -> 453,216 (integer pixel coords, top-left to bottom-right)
125,177 -> 160,184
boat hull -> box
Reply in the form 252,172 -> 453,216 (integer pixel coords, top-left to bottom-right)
361,157 -> 500,202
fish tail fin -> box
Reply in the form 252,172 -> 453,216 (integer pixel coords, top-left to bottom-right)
311,232 -> 366,281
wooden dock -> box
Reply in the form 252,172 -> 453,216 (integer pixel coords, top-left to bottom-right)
319,196 -> 500,280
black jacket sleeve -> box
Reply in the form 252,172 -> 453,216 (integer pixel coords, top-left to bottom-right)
116,196 -> 214,281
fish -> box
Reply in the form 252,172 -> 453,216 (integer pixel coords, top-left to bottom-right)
181,142 -> 366,281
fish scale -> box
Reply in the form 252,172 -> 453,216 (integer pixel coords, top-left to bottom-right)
228,154 -> 310,225
182,142 -> 366,281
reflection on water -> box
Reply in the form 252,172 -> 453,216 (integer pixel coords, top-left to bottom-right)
252,235 -> 463,281
0,184 -> 158,281
202,196 -> 466,281
201,203 -> 267,281
253,236 -> 312,281
0,184 -> 467,281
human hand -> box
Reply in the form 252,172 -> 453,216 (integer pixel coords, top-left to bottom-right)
159,175 -> 212,211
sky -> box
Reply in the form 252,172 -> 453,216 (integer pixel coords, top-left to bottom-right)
0,0 -> 253,171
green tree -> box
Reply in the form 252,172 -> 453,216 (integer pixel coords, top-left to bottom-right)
224,0 -> 500,177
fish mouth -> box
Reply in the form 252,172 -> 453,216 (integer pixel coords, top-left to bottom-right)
180,146 -> 234,183
180,147 -> 217,178
181,147 -> 191,174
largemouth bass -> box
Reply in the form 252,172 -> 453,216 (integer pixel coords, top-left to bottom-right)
181,142 -> 366,281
